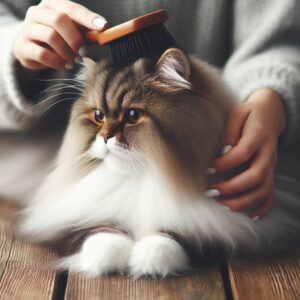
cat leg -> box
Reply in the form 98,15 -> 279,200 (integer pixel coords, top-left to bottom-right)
59,227 -> 133,276
129,233 -> 190,278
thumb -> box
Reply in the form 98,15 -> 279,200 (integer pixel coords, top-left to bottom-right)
223,104 -> 250,147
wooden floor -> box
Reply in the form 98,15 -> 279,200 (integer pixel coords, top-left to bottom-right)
0,201 -> 299,300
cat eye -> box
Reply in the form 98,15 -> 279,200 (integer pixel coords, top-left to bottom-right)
93,109 -> 105,123
124,109 -> 141,125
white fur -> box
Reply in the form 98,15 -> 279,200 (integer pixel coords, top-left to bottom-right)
21,154 -> 299,246
89,136 -> 142,175
59,233 -> 133,276
89,136 -> 108,159
20,134 -> 300,277
129,235 -> 189,278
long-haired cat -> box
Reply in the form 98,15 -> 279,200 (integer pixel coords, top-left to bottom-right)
17,48 -> 300,277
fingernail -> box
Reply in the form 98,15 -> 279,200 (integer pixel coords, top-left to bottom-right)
206,167 -> 216,175
224,206 -> 231,211
222,145 -> 233,155
92,17 -> 107,30
65,62 -> 74,70
252,216 -> 260,221
75,56 -> 82,63
78,46 -> 88,57
204,189 -> 221,197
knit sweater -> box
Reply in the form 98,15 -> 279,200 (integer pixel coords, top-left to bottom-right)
1,0 -> 300,146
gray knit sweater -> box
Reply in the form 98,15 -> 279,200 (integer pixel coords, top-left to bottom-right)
1,0 -> 300,146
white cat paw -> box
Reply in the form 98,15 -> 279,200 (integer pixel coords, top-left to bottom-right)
129,235 -> 189,278
60,233 -> 133,276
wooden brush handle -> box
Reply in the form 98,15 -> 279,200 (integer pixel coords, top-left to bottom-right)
85,9 -> 168,45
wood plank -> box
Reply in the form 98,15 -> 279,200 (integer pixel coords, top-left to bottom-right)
0,215 -> 13,279
0,200 -> 59,300
228,256 -> 300,300
65,266 -> 225,300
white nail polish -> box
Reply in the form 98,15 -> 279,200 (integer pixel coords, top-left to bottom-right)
75,56 -> 82,63
204,189 -> 221,198
252,216 -> 260,221
78,46 -> 88,57
222,145 -> 233,155
65,62 -> 74,70
206,167 -> 216,175
92,17 -> 107,29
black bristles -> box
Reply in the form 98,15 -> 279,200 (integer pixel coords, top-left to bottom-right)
109,24 -> 177,66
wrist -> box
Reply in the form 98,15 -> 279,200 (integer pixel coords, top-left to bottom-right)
246,88 -> 286,136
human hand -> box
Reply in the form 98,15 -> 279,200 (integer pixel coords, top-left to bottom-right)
14,0 -> 108,70
208,89 -> 286,219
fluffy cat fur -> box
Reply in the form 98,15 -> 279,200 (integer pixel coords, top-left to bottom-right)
17,48 -> 300,277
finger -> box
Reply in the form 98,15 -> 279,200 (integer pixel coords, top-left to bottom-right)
213,146 -> 274,195
214,116 -> 264,172
250,185 -> 275,219
23,23 -> 74,63
26,6 -> 85,54
40,0 -> 108,30
19,59 -> 47,70
18,39 -> 66,69
223,105 -> 250,146
219,176 -> 273,212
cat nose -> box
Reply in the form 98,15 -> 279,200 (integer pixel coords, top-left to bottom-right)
101,121 -> 120,143
102,133 -> 114,144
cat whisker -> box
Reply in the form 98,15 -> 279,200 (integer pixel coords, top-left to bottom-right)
38,84 -> 83,96
37,97 -> 77,117
83,159 -> 100,172
71,156 -> 100,174
36,78 -> 93,91
56,152 -> 89,170
112,148 -> 146,172
33,93 -> 79,112
69,151 -> 101,173
37,85 -> 84,98
33,93 -> 78,114
36,78 -> 86,94
130,156 -> 146,171
36,78 -> 84,84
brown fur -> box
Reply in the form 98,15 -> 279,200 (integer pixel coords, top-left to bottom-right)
16,49 -> 237,262
58,48 -> 234,197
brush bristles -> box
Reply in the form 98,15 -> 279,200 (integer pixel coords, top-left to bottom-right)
110,24 -> 177,66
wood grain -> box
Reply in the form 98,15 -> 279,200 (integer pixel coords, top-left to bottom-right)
0,215 -> 13,280
228,256 -> 300,300
2,197 -> 300,300
65,266 -> 225,300
0,201 -> 59,300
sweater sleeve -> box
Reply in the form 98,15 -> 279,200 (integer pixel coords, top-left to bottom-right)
0,3 -> 67,131
0,3 -> 32,130
223,0 -> 300,147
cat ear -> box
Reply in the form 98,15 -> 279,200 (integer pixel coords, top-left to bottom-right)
155,48 -> 191,89
76,57 -> 96,81
132,58 -> 151,76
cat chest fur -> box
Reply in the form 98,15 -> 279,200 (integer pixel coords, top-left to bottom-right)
55,160 -> 208,239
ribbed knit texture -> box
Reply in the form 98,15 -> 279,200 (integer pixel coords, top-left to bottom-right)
0,0 -> 300,146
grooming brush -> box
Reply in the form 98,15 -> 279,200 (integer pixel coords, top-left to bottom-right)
86,9 -> 177,65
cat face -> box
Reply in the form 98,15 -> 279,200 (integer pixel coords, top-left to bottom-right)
65,49 -> 230,193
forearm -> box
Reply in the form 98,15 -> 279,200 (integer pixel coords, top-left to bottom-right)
223,0 -> 300,147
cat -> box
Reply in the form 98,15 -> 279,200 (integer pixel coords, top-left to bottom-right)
17,48 -> 300,277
